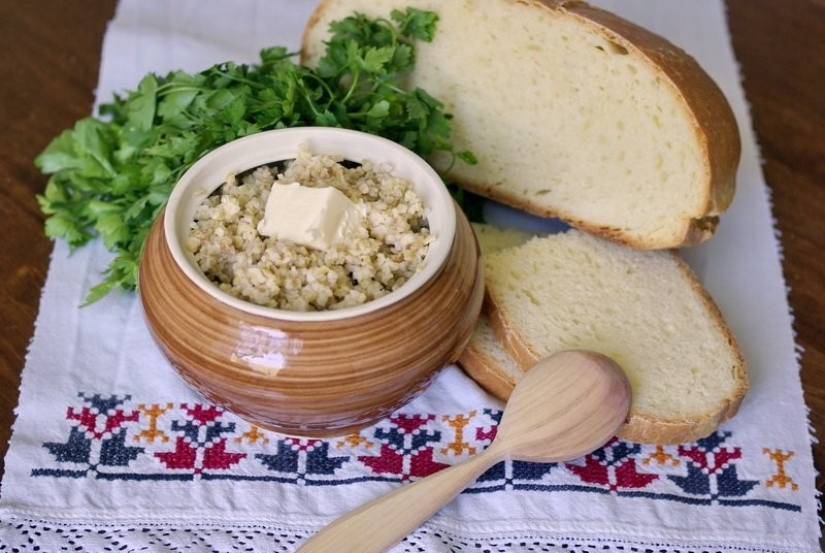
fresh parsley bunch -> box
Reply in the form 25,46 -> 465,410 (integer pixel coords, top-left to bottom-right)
35,8 -> 475,304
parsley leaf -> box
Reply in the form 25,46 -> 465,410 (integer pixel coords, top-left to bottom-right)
391,8 -> 439,41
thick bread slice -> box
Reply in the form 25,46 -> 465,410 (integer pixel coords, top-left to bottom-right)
302,0 -> 741,250
482,229 -> 748,445
458,313 -> 523,402
458,224 -> 537,400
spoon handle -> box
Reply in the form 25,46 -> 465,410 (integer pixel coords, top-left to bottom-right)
298,445 -> 504,553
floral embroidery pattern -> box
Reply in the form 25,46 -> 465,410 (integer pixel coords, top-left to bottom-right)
31,393 -> 802,513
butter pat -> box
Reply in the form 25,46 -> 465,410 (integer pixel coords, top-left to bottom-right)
257,182 -> 363,250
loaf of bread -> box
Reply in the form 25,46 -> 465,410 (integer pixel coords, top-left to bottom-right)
302,0 -> 741,250
460,225 -> 748,444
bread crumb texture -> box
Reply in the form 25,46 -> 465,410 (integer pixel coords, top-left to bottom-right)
484,230 -> 745,422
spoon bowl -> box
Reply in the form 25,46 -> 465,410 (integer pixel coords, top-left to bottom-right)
494,349 -> 632,462
298,349 -> 631,553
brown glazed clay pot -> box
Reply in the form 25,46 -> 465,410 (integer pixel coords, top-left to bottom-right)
138,128 -> 484,437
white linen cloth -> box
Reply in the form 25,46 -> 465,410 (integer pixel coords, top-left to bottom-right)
0,1 -> 819,551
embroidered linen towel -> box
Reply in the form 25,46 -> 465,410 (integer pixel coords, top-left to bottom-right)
0,1 -> 820,552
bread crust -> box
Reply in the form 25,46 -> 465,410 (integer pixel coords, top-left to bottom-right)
457,347 -> 518,403
484,246 -> 748,445
457,301 -> 526,402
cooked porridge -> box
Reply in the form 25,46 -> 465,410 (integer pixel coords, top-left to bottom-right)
185,147 -> 432,311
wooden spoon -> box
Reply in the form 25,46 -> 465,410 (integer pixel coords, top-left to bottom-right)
298,349 -> 631,553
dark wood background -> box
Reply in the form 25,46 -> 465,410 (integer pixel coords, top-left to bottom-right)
1,0 -> 823,539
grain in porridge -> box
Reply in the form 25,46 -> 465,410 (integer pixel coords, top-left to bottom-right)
185,147 -> 432,311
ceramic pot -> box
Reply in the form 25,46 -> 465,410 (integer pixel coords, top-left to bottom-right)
138,128 -> 484,437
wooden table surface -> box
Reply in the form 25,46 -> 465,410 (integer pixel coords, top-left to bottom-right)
1,0 -> 823,532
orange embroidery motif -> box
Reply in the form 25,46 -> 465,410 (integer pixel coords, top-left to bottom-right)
337,433 -> 375,450
763,448 -> 799,491
234,425 -> 270,445
133,403 -> 173,443
642,445 -> 681,467
441,411 -> 477,457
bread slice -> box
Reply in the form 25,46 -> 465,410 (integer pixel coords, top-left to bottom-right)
469,227 -> 747,444
458,313 -> 523,402
470,222 -> 538,256
458,224 -> 538,400
302,0 -> 741,250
